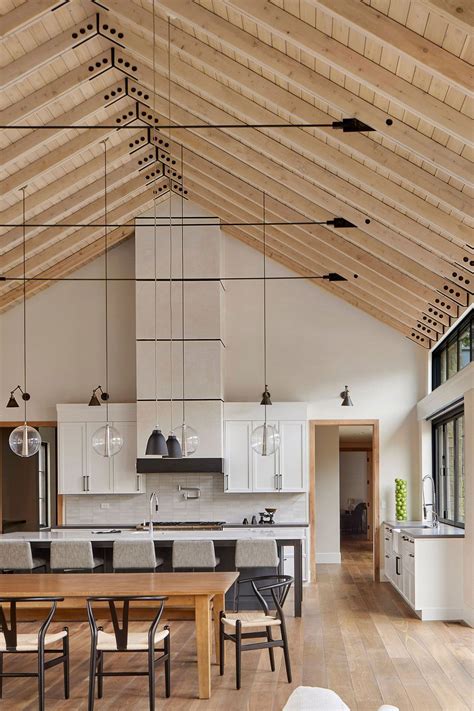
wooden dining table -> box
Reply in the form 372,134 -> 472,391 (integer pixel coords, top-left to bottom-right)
0,571 -> 238,700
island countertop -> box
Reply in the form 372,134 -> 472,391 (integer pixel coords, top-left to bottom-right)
0,527 -> 307,542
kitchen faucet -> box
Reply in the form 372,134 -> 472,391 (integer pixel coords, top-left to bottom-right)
149,491 -> 159,535
422,475 -> 439,528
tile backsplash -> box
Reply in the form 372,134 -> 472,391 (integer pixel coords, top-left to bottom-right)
64,474 -> 308,525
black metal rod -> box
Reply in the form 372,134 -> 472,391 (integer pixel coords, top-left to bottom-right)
1,275 -> 354,282
0,221 -> 338,228
0,122 -> 335,130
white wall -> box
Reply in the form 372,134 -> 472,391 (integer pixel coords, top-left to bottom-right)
0,240 -> 136,422
314,426 -> 341,563
339,451 -> 367,509
223,236 -> 427,521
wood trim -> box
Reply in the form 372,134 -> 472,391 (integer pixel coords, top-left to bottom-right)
308,420 -> 380,582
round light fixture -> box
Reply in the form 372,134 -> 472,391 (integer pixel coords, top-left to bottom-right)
173,422 -> 199,457
251,423 -> 280,457
9,424 -> 42,458
92,423 -> 123,458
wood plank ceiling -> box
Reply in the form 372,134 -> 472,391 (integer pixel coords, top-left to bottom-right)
1,0 -> 472,348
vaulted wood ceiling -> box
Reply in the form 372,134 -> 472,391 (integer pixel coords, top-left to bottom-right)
1,0 -> 472,348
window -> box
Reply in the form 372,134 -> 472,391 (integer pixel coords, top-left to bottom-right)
433,408 -> 464,528
432,311 -> 473,390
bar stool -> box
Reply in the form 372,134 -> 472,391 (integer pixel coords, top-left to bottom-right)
112,539 -> 164,572
0,596 -> 70,710
50,540 -> 104,573
172,540 -> 219,571
0,541 -> 47,573
234,539 -> 279,611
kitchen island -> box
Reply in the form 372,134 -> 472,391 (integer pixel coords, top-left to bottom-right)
0,526 -> 306,616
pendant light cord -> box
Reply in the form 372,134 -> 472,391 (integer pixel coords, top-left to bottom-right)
168,16 -> 174,433
102,138 -> 109,423
20,185 -> 27,424
181,144 -> 185,425
263,192 -> 267,425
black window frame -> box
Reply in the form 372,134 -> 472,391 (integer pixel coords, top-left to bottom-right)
432,311 -> 473,390
432,406 -> 465,529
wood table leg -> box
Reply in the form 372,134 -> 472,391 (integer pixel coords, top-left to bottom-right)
213,592 -> 225,663
195,595 -> 212,699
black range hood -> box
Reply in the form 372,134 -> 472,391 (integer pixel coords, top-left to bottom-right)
136,458 -> 224,474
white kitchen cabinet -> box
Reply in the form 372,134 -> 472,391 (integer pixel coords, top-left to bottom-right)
57,404 -> 141,495
382,522 -> 464,620
224,421 -> 252,492
58,422 -> 87,494
224,413 -> 308,493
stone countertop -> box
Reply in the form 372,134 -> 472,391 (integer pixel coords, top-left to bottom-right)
383,520 -> 464,539
0,527 -> 306,543
50,522 -> 309,530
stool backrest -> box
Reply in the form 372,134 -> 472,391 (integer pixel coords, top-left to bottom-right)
172,540 -> 217,569
86,595 -> 167,651
113,539 -> 157,570
50,540 -> 94,570
0,541 -> 34,570
0,597 -> 63,651
235,538 -> 279,568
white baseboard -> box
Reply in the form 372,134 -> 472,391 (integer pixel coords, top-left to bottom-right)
419,607 -> 464,621
316,552 -> 341,564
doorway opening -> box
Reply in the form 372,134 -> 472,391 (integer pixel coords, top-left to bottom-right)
309,419 -> 379,582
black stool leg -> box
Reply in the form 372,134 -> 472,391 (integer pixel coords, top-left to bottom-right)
63,628 -> 70,699
38,645 -> 46,711
97,651 -> 104,698
235,620 -> 242,690
164,626 -> 171,698
219,614 -> 225,676
281,622 -> 292,683
148,646 -> 156,711
266,626 -> 275,671
0,652 -> 3,698
87,644 -> 96,711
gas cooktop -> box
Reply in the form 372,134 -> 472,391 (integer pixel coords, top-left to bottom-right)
138,521 -> 226,531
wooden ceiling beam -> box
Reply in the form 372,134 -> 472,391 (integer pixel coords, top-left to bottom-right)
222,0 -> 471,144
1,78 -> 129,170
421,0 -> 474,33
305,0 -> 472,94
0,128 -> 148,227
184,151 -> 449,331
123,63 -> 472,288
4,14 -> 98,88
186,171 -> 442,338
1,0 -> 64,37
0,103 -> 137,198
102,3 -> 472,230
151,0 -> 472,183
0,47 -> 118,126
1,173 -> 150,281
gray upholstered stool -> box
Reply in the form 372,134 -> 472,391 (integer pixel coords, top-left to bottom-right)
50,540 -> 104,573
172,540 -> 220,571
0,540 -> 47,573
112,539 -> 164,572
234,539 -> 280,610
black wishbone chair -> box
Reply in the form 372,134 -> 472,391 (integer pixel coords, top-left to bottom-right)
0,597 -> 69,711
86,595 -> 170,711
220,575 -> 293,690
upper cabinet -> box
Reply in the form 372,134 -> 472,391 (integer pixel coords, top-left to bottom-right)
57,405 -> 142,495
224,403 -> 308,494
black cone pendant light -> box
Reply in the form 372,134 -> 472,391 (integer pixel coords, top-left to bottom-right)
341,385 -> 354,407
8,187 -> 42,458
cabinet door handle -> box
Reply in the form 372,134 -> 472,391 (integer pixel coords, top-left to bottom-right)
136,474 -> 140,492
86,475 -> 90,492
274,474 -> 279,490
224,474 -> 229,491
82,475 -> 87,492
409,553 -> 414,558
279,474 -> 283,490
395,557 -> 400,576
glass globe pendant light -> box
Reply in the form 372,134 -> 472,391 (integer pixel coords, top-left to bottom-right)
251,192 -> 280,457
91,139 -> 123,457
8,186 -> 41,458
172,146 -> 199,456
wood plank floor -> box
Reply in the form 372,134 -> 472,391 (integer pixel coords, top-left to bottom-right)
1,540 -> 472,710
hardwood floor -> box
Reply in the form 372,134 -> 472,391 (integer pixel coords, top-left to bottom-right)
1,541 -> 472,710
